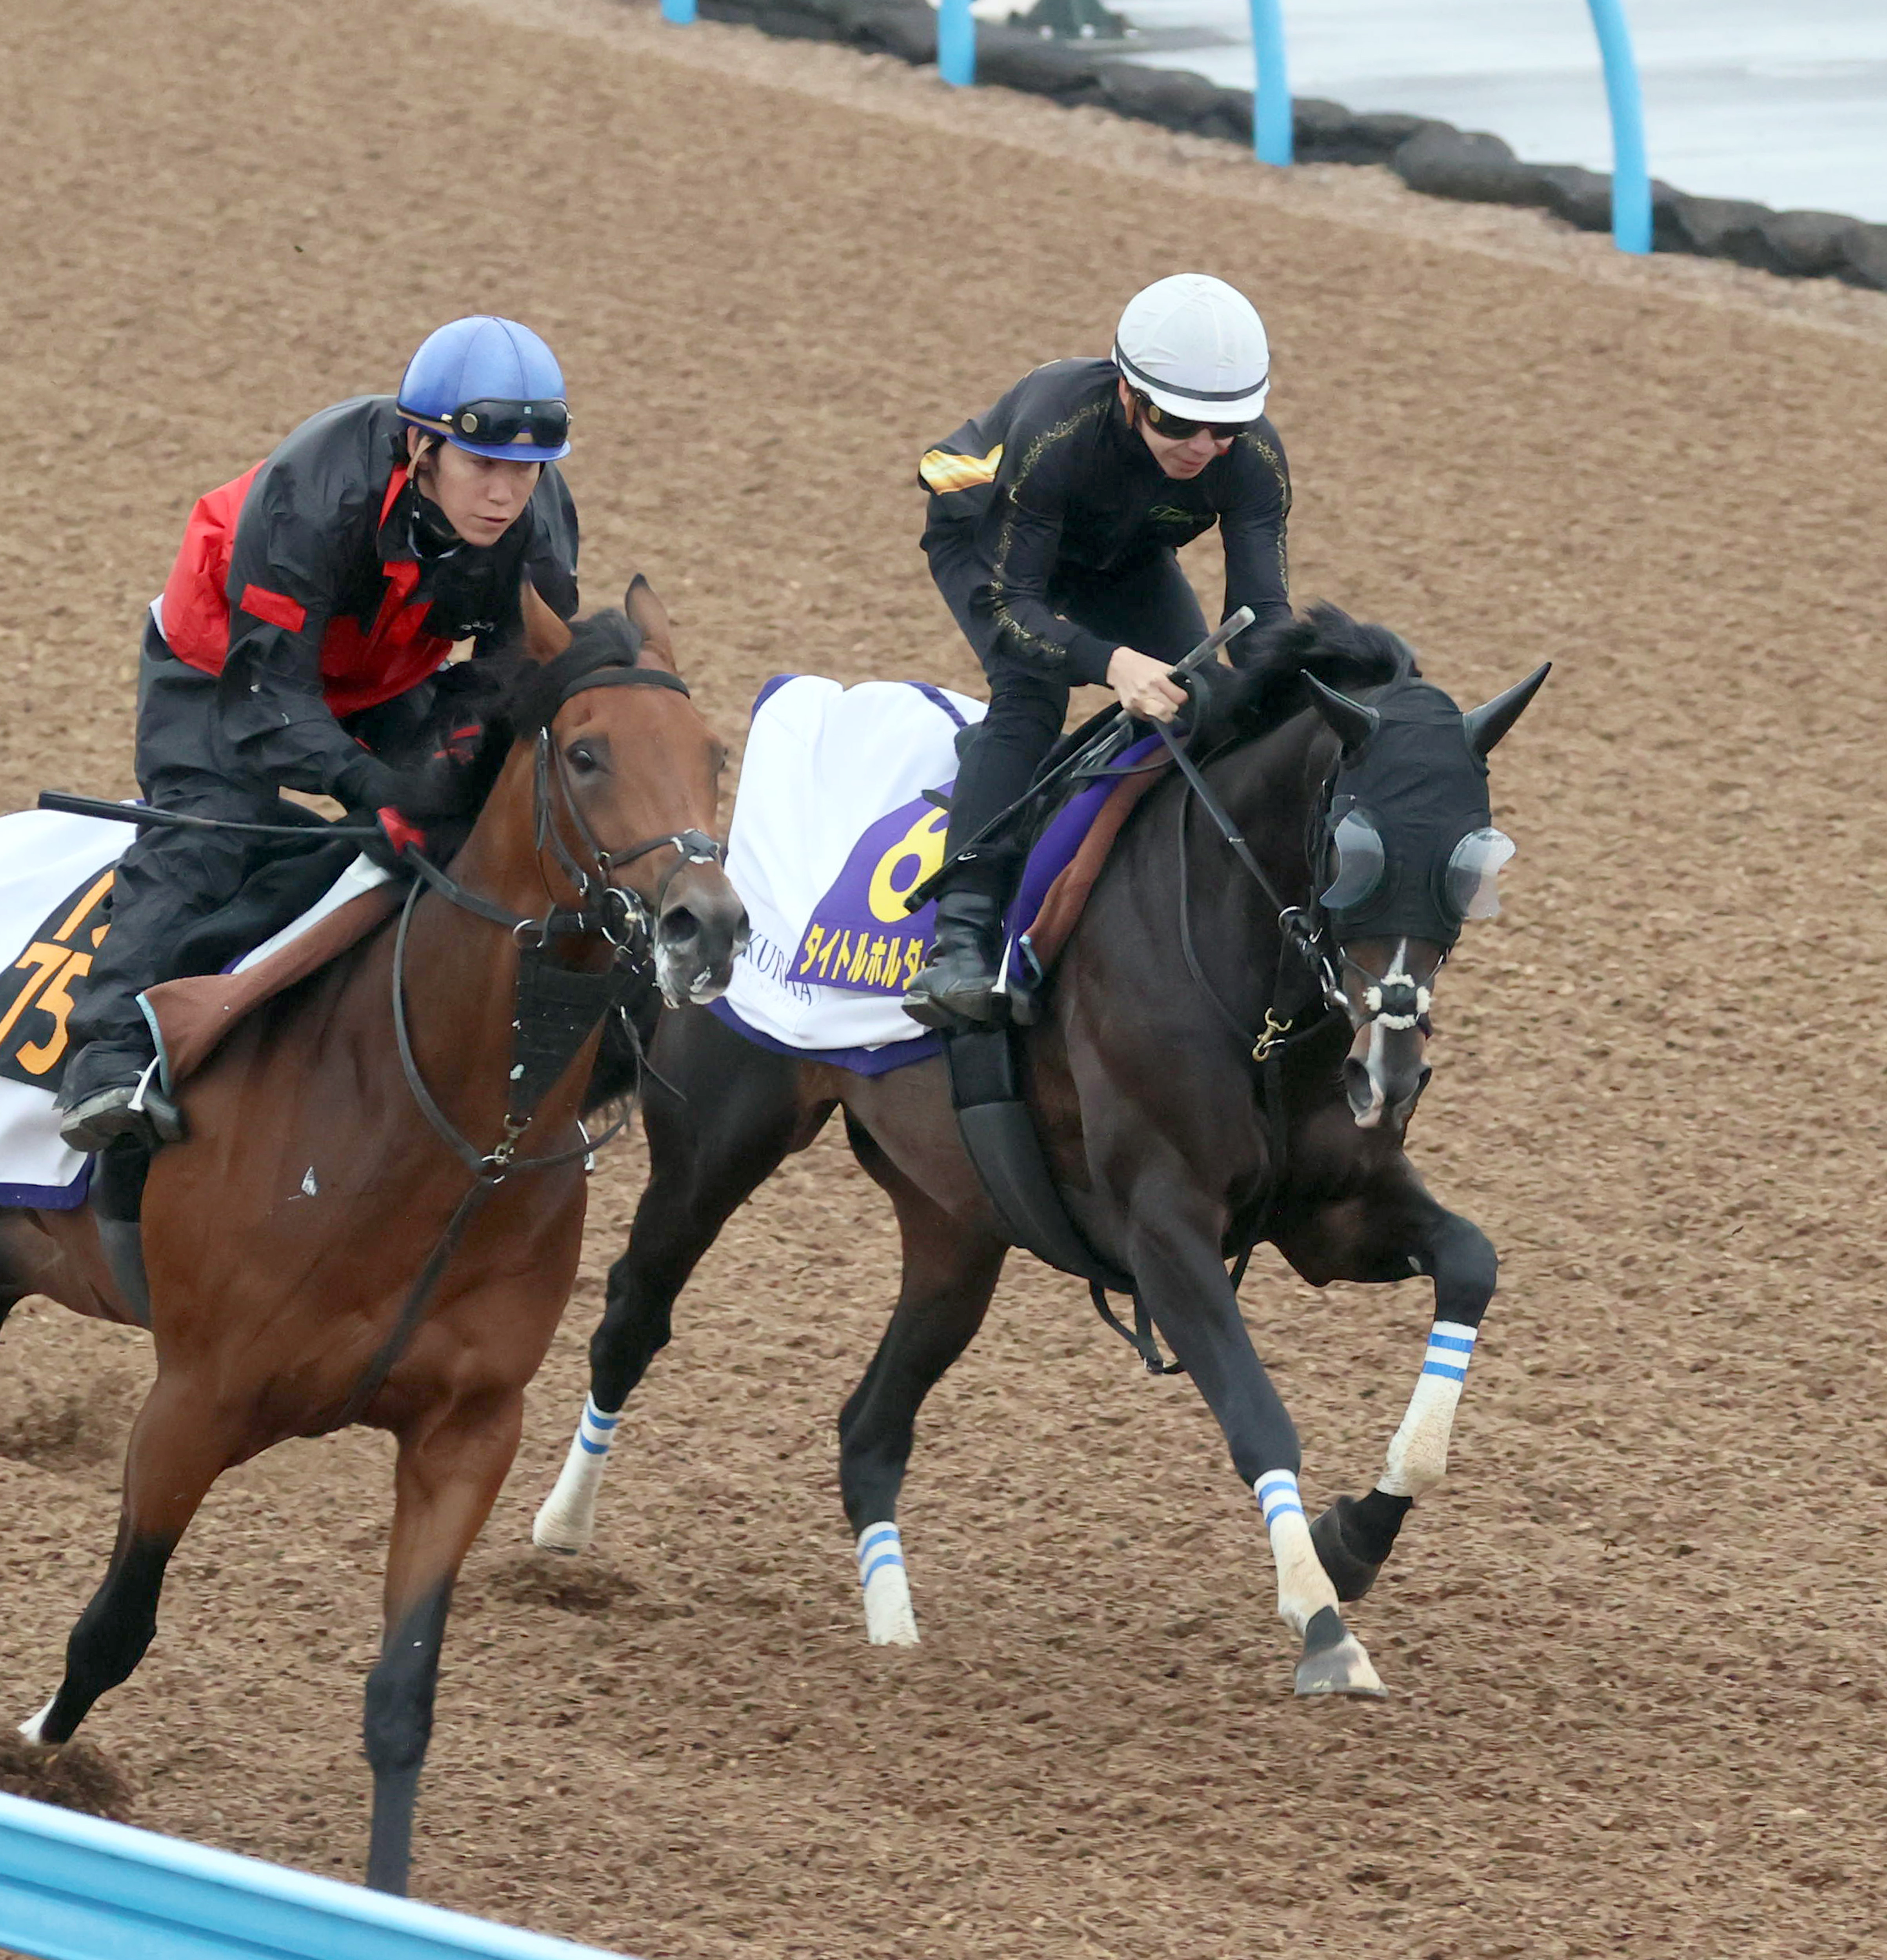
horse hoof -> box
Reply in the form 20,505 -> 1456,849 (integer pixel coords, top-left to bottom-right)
1294,1607 -> 1387,1698
17,1697 -> 56,1746
1310,1496 -> 1382,1602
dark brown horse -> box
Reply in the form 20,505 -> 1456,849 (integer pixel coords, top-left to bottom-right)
535,608 -> 1545,1700
0,582 -> 747,1891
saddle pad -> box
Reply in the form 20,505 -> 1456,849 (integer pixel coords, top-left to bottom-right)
715,675 -> 985,1061
712,678 -> 1181,1069
0,807 -> 394,1208
0,810 -> 131,1205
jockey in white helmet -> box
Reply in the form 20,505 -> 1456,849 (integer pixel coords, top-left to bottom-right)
905,273 -> 1290,1028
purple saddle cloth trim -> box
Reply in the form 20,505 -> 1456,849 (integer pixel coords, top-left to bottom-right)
0,1160 -> 92,1210
707,997 -> 942,1077
1004,731 -> 1163,983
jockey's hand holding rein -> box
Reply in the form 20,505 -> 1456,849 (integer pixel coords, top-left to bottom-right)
1107,646 -> 1189,723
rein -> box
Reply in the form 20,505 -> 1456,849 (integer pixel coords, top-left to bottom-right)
326,661 -> 724,1432
1083,718 -> 1363,1378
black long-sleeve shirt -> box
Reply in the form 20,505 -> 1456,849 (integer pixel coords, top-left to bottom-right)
159,396 -> 578,807
918,358 -> 1291,685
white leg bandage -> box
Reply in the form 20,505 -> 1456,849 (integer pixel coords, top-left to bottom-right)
531,1395 -> 620,1553
1256,1470 -> 1339,1637
856,1522 -> 919,1647
1377,1320 -> 1478,1500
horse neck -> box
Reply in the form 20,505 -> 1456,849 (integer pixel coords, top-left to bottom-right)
1193,710 -> 1335,913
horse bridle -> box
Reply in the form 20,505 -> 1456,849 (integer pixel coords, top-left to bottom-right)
393,661 -> 724,1171
405,665 -> 721,962
325,663 -> 725,1433
1156,718 -> 1378,1060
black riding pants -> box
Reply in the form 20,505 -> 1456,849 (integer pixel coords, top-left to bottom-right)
69,619 -> 440,1057
925,532 -> 1207,897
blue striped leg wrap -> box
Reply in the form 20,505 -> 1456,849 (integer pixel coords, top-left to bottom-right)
1256,1470 -> 1306,1534
856,1522 -> 905,1589
1419,1320 -> 1477,1385
576,1394 -> 620,1457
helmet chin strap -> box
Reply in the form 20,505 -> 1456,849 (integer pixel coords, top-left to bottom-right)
403,435 -> 467,561
405,429 -> 439,486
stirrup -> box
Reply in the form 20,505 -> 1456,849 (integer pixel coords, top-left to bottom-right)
901,967 -> 1005,1031
128,1057 -> 186,1144
58,1059 -> 185,1154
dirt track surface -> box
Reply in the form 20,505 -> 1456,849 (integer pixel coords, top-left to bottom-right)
4,0 -> 1887,1953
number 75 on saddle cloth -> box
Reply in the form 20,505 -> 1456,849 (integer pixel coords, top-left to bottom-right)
0,808 -> 129,1205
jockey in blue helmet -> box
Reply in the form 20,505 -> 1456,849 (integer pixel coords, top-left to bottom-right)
56,317 -> 581,1153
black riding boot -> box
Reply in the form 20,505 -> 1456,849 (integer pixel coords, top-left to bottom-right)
902,886 -> 1007,1029
55,1039 -> 185,1155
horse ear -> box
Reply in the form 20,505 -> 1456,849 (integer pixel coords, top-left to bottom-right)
1303,672 -> 1381,753
1462,662 -> 1551,757
520,577 -> 573,666
623,570 -> 678,674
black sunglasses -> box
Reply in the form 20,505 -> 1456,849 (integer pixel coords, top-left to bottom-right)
1131,390 -> 1254,443
408,397 -> 571,449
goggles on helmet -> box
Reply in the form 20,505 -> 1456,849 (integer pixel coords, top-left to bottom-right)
1129,389 -> 1255,444
404,397 -> 571,451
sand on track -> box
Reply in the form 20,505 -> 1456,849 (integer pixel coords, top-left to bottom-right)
3,0 -> 1887,1953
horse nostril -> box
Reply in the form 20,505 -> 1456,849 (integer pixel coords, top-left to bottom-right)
1342,1056 -> 1375,1115
658,906 -> 702,950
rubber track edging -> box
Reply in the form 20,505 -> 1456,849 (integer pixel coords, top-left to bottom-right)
674,0 -> 1887,292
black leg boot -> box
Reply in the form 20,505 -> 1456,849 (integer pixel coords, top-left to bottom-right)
901,886 -> 1007,1029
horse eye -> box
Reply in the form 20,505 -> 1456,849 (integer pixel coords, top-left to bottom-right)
567,743 -> 599,775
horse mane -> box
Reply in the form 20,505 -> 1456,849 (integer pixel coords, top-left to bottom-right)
340,608 -> 648,879
1208,602 -> 1418,745
432,607 -> 645,817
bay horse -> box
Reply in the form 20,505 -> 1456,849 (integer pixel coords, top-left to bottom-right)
0,582 -> 747,1891
535,607 -> 1546,1700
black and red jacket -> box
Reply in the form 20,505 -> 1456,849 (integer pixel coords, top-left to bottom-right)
157,395 -> 578,806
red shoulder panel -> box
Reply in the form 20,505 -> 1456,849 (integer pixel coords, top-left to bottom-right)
160,462 -> 265,673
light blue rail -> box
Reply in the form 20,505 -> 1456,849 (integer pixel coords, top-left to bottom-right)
1584,0 -> 1652,252
1248,0 -> 1290,165
0,1792 -> 634,1960
658,0 -> 1652,254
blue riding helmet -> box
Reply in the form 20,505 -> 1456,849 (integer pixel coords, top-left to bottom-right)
396,316 -> 572,461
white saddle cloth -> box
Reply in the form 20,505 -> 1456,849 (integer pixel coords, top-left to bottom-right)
719,676 -> 985,1056
0,807 -> 389,1206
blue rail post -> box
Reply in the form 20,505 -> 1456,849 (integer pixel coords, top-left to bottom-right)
1584,0 -> 1651,252
660,0 -> 695,22
1249,0 -> 1291,166
938,0 -> 974,87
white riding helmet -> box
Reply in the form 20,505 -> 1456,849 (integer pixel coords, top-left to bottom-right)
1112,273 -> 1271,424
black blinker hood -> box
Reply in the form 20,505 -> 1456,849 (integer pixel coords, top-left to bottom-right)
1325,681 -> 1491,946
